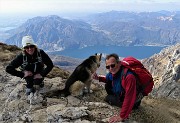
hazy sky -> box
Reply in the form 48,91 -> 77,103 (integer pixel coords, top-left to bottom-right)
0,0 -> 180,16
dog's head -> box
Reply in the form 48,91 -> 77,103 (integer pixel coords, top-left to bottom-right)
87,53 -> 102,74
93,53 -> 102,67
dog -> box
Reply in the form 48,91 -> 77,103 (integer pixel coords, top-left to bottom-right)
43,53 -> 102,98
60,53 -> 102,97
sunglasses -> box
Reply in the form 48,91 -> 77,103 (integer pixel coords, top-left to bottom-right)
106,64 -> 116,69
24,45 -> 35,49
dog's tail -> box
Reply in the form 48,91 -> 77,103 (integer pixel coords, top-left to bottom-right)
58,89 -> 71,97
42,89 -> 71,98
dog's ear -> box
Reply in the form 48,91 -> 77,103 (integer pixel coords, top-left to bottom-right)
99,53 -> 102,57
95,53 -> 102,56
99,53 -> 102,60
94,53 -> 102,62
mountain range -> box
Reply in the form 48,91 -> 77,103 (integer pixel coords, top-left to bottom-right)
5,15 -> 110,51
3,11 -> 180,51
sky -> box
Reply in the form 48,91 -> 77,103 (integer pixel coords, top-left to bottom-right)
0,0 -> 180,17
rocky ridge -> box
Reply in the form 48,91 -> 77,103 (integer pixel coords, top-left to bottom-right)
0,43 -> 179,123
143,43 -> 180,99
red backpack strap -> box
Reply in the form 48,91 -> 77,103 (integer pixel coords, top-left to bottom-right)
122,67 -> 128,79
121,67 -> 143,93
121,67 -> 134,80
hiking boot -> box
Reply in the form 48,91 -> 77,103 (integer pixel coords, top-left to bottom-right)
26,88 -> 35,95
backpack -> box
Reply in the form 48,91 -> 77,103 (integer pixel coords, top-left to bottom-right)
21,50 -> 43,72
121,56 -> 154,96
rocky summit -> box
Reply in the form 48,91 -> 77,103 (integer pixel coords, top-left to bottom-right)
0,42 -> 179,123
143,43 -> 180,99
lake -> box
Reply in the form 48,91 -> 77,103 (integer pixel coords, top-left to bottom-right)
49,45 -> 166,59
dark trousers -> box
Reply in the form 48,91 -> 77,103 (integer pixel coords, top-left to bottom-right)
105,83 -> 142,109
24,76 -> 44,88
105,81 -> 114,95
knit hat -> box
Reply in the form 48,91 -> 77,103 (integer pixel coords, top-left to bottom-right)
22,36 -> 37,48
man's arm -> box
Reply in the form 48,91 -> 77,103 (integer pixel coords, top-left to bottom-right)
120,74 -> 137,119
93,73 -> 106,82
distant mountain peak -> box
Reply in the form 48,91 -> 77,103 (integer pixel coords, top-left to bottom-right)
5,15 -> 110,51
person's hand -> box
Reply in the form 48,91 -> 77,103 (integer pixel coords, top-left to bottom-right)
92,73 -> 99,80
33,73 -> 43,79
24,71 -> 33,78
109,115 -> 123,123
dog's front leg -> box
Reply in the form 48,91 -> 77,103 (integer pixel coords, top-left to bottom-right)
84,79 -> 93,93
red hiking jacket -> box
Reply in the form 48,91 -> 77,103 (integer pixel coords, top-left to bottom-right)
99,72 -> 137,120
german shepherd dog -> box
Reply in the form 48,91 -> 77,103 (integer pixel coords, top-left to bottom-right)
45,53 -> 102,97
61,53 -> 102,97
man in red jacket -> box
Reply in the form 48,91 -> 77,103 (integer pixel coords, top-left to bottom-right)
93,53 -> 142,123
